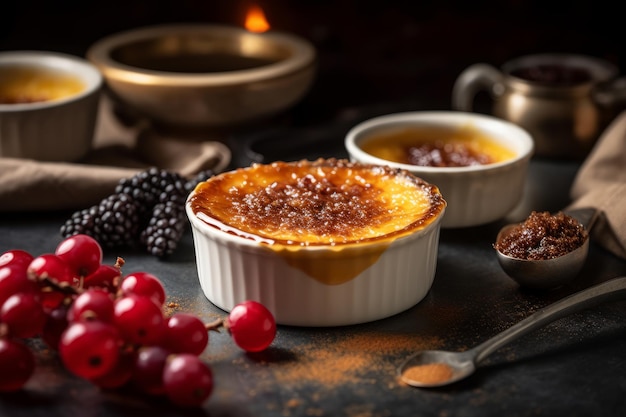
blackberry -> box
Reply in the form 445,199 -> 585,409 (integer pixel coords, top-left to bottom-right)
140,200 -> 187,258
61,193 -> 141,248
184,169 -> 215,193
61,167 -> 214,257
115,167 -> 187,215
138,168 -> 215,257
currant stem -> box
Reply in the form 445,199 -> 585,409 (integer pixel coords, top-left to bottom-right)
36,257 -> 126,297
40,277 -> 81,295
204,318 -> 225,333
0,323 -> 8,338
114,257 -> 125,270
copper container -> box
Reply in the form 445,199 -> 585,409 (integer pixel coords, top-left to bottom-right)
87,24 -> 316,130
452,54 -> 626,159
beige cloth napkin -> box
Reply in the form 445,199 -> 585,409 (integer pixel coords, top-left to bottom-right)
0,98 -> 231,212
567,111 -> 626,260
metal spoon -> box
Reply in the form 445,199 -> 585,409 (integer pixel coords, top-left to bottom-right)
495,208 -> 600,289
399,276 -> 626,388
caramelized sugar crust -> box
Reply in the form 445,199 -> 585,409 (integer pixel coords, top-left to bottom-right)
189,158 -> 446,245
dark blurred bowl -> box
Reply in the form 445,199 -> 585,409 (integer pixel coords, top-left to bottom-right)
87,24 -> 316,129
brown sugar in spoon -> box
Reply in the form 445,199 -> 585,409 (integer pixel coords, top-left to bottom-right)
494,208 -> 600,290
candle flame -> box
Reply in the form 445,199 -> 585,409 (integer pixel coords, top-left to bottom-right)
244,4 -> 270,33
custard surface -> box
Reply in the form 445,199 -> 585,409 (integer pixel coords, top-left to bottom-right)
190,158 -> 445,246
0,66 -> 85,104
360,125 -> 516,167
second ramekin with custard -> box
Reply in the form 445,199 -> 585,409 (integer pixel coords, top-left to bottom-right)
186,158 -> 446,326
0,51 -> 102,161
345,111 -> 534,228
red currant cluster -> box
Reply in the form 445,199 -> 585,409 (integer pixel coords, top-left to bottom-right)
0,234 -> 277,407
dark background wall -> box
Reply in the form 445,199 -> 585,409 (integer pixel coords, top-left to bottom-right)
1,0 -> 622,117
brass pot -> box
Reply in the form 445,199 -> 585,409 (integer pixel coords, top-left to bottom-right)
87,24 -> 316,130
452,54 -> 626,159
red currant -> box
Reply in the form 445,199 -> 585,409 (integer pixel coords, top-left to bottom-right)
55,234 -> 103,278
0,292 -> 46,338
0,237 -> 244,406
39,291 -> 67,312
0,338 -> 35,392
165,313 -> 209,355
114,295 -> 166,346
28,253 -> 75,286
83,264 -> 121,291
162,354 -> 213,407
67,288 -> 115,323
120,271 -> 166,306
41,304 -> 70,350
0,249 -> 34,270
132,345 -> 170,395
59,321 -> 123,380
0,265 -> 38,307
90,348 -> 135,389
28,254 -> 77,311
226,301 -> 276,352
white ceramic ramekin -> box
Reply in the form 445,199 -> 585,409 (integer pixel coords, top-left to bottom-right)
0,51 -> 102,161
345,111 -> 534,228
186,160 -> 446,327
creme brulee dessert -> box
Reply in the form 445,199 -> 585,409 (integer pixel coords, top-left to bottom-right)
189,158 -> 446,247
0,66 -> 85,104
359,125 -> 516,167
186,158 -> 446,326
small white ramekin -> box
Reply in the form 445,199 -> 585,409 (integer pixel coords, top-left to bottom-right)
0,51 -> 103,161
186,160 -> 446,327
345,111 -> 534,228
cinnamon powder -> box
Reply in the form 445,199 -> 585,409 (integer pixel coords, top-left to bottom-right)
401,363 -> 454,385
270,332 -> 444,387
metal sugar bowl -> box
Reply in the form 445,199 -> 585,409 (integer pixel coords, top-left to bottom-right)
453,53 -> 626,159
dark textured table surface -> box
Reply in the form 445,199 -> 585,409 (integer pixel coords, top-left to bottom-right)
1,139 -> 626,417
1,1 -> 626,414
